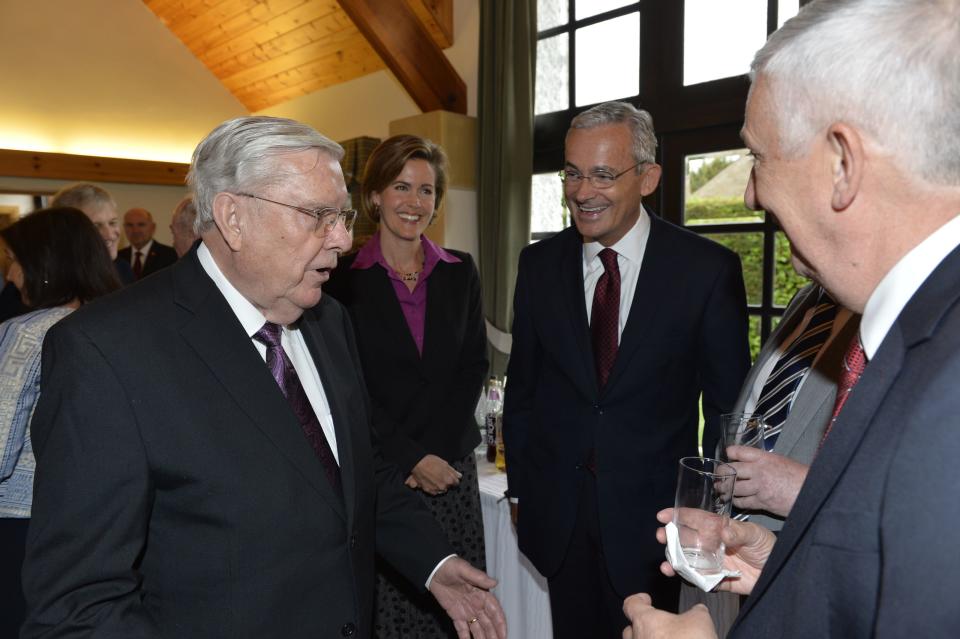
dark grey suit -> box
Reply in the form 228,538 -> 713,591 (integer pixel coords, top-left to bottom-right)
731,244 -> 960,637
22,246 -> 452,638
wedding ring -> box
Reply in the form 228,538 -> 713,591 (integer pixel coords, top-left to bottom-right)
469,617 -> 478,624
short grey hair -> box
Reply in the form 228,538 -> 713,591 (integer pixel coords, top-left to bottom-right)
752,0 -> 960,186
569,101 -> 657,166
171,196 -> 199,234
50,183 -> 116,213
187,116 -> 345,232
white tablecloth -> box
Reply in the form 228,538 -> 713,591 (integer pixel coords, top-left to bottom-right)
476,453 -> 553,639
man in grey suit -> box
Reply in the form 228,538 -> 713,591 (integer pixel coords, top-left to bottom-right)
623,0 -> 960,636
680,283 -> 859,634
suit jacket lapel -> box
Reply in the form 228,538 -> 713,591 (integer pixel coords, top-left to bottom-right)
366,267 -> 425,372
775,313 -> 860,456
560,229 -> 598,394
174,255 -> 347,521
300,302 -> 356,527
604,216 -> 674,394
733,284 -> 817,412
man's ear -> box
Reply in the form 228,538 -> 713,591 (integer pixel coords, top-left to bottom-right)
211,192 -> 244,251
639,163 -> 663,196
827,123 -> 864,211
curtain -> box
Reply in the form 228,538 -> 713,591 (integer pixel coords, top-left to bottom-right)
477,0 -> 536,375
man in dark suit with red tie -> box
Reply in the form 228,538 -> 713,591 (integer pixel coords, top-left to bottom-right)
623,1 -> 960,637
22,116 -> 506,639
503,100 -> 751,637
116,207 -> 178,279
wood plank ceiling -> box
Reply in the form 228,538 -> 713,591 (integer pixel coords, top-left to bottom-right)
143,0 -> 458,112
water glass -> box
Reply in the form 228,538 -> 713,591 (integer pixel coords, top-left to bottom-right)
672,456 -> 737,576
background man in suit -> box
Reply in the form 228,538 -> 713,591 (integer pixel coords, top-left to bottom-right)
117,207 -> 178,278
624,0 -> 960,636
22,116 -> 506,639
680,283 -> 859,635
503,100 -> 751,637
169,196 -> 200,258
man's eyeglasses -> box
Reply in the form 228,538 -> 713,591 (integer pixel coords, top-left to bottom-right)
558,161 -> 645,190
236,193 -> 357,236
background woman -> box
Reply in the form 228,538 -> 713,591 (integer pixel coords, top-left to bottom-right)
326,135 -> 488,638
0,207 -> 120,635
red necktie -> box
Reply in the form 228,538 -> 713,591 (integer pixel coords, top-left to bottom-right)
591,248 -> 620,389
132,250 -> 143,279
819,333 -> 867,446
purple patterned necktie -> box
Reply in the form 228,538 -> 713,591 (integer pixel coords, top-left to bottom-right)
254,322 -> 342,493
591,248 -> 621,390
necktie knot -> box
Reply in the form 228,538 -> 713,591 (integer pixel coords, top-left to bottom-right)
254,322 -> 283,349
599,248 -> 618,273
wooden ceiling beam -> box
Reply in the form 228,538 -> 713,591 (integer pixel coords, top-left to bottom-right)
336,0 -> 465,114
0,149 -> 188,186
404,0 -> 452,48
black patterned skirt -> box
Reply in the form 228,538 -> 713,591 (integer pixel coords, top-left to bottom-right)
373,452 -> 486,639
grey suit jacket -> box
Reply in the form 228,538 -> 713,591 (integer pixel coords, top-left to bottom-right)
734,283 -> 860,532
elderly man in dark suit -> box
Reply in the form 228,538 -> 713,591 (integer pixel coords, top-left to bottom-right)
503,100 -> 751,638
117,207 -> 178,279
624,1 -> 960,637
21,116 -> 506,639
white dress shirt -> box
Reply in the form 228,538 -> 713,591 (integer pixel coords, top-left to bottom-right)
196,242 -> 339,463
582,207 -> 651,339
861,214 -> 960,359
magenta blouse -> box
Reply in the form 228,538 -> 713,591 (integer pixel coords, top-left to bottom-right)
350,231 -> 461,355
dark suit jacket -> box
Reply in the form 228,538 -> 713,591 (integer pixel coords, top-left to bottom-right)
117,240 -> 178,278
503,215 -> 750,604
731,244 -> 960,638
325,250 -> 487,475
22,247 -> 452,639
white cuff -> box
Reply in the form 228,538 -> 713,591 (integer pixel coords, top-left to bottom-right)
425,554 -> 458,589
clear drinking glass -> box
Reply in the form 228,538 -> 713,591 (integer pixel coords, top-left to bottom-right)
672,457 -> 737,576
718,412 -> 765,461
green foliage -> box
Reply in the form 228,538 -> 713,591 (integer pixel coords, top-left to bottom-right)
688,157 -> 734,193
687,198 -> 809,361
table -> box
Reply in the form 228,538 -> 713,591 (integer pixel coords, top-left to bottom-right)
475,454 -> 553,638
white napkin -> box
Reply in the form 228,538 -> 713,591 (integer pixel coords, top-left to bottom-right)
664,521 -> 741,592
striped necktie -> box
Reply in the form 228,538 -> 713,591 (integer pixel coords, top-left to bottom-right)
755,289 -> 837,451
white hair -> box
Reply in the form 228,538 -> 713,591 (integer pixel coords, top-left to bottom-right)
569,101 -> 657,165
751,0 -> 960,186
187,116 -> 344,232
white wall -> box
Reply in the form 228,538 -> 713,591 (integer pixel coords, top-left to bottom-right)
0,0 -> 246,163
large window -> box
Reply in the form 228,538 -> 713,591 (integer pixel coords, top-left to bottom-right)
532,0 -> 811,359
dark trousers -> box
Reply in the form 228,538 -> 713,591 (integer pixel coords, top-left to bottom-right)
547,474 -> 630,639
0,517 -> 29,638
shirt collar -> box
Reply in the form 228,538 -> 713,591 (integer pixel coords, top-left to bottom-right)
582,206 -> 651,269
134,239 -> 153,256
860,213 -> 960,359
350,230 -> 461,277
197,241 -> 269,338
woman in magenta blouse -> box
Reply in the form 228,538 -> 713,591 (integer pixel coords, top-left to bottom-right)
326,135 -> 488,639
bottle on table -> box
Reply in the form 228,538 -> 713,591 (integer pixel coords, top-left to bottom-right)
485,377 -> 503,463
495,418 -> 507,471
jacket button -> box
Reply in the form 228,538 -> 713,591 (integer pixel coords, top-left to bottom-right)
341,622 -> 356,636
349,534 -> 357,548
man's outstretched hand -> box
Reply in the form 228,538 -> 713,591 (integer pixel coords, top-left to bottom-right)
429,557 -> 507,639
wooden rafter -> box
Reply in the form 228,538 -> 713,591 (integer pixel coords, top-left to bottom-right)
336,0 -> 465,114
